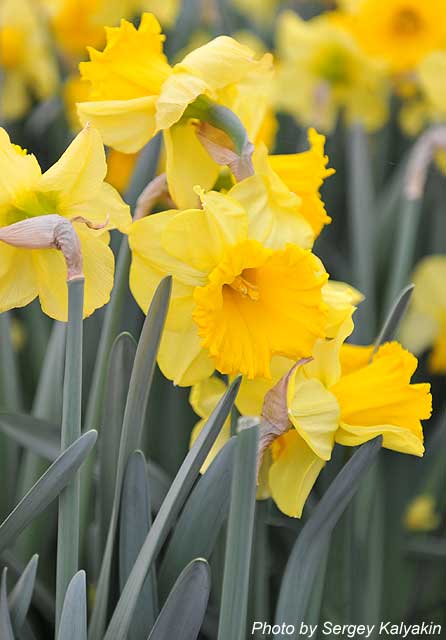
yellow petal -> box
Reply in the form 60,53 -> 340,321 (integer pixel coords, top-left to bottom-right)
287,365 -> 340,460
190,416 -> 231,473
128,211 -> 205,289
404,495 -> 440,532
229,144 -> 315,250
268,128 -> 334,236
339,343 -> 374,376
158,323 -> 214,386
237,355 -> 293,416
77,96 -> 158,154
0,128 -> 41,212
0,245 -> 38,313
39,125 -> 131,232
190,375 -> 227,418
332,342 -> 431,456
161,194 -> 247,275
269,429 -> 325,518
323,279 -> 364,339
163,123 -> 220,209
32,227 -> 114,321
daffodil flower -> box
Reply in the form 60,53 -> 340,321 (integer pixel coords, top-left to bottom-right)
404,494 -> 440,532
76,13 -> 273,207
0,0 -> 59,120
268,318 -> 431,517
0,125 -> 131,320
399,256 -> 446,374
342,0 -> 446,74
274,10 -> 388,132
128,187 -> 328,385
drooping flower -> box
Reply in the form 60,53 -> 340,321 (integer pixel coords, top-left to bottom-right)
0,125 -> 131,320
399,256 -> 446,373
269,326 -> 431,517
0,0 -> 59,120
77,13 -> 273,206
342,0 -> 446,74
128,187 -> 328,385
274,10 -> 389,132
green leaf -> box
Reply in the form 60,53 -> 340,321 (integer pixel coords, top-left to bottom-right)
119,451 -> 157,639
8,554 -> 38,635
56,571 -> 87,640
374,284 -> 414,352
0,413 -> 59,461
0,430 -> 97,552
0,568 -> 14,640
274,437 -> 382,638
159,438 -> 235,600
89,277 -> 172,640
103,377 -> 241,640
146,461 -> 171,513
100,332 -> 136,549
148,559 -> 211,640
217,426 -> 258,640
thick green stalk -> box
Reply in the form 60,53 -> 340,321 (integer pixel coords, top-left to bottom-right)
56,279 -> 84,634
347,124 -> 376,343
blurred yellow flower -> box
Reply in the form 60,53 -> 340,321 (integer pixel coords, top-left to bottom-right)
344,0 -> 446,74
77,13 -> 273,206
400,256 -> 446,373
269,128 -> 335,236
404,494 -> 440,532
0,126 -> 131,320
275,10 -> 388,132
271,329 -> 431,517
128,187 -> 328,384
418,52 -> 446,122
0,0 -> 59,120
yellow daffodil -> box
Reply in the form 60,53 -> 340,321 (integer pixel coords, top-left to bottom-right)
269,128 -> 335,237
0,0 -> 59,120
343,0 -> 446,74
275,10 -> 388,132
128,187 -> 328,385
404,494 -> 440,532
188,279 -> 362,457
0,125 -> 131,320
271,323 -> 431,517
232,0 -> 281,26
400,256 -> 446,373
77,13 -> 273,207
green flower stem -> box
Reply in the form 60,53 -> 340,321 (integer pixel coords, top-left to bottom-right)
347,124 -> 376,343
55,278 -> 84,634
383,196 -> 422,316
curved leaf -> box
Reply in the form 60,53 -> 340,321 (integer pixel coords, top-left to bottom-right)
159,438 -> 236,600
0,413 -> 59,461
0,568 -> 14,640
120,451 -> 157,639
275,438 -> 382,638
0,430 -> 97,551
148,559 -> 211,640
103,377 -> 241,640
8,554 -> 38,635
57,571 -> 87,640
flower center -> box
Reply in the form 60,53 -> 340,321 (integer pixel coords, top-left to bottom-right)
312,45 -> 353,86
229,273 -> 260,301
392,8 -> 423,37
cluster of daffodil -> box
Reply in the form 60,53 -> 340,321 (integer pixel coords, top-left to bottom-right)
5,0 -> 446,140
0,11 -> 433,520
